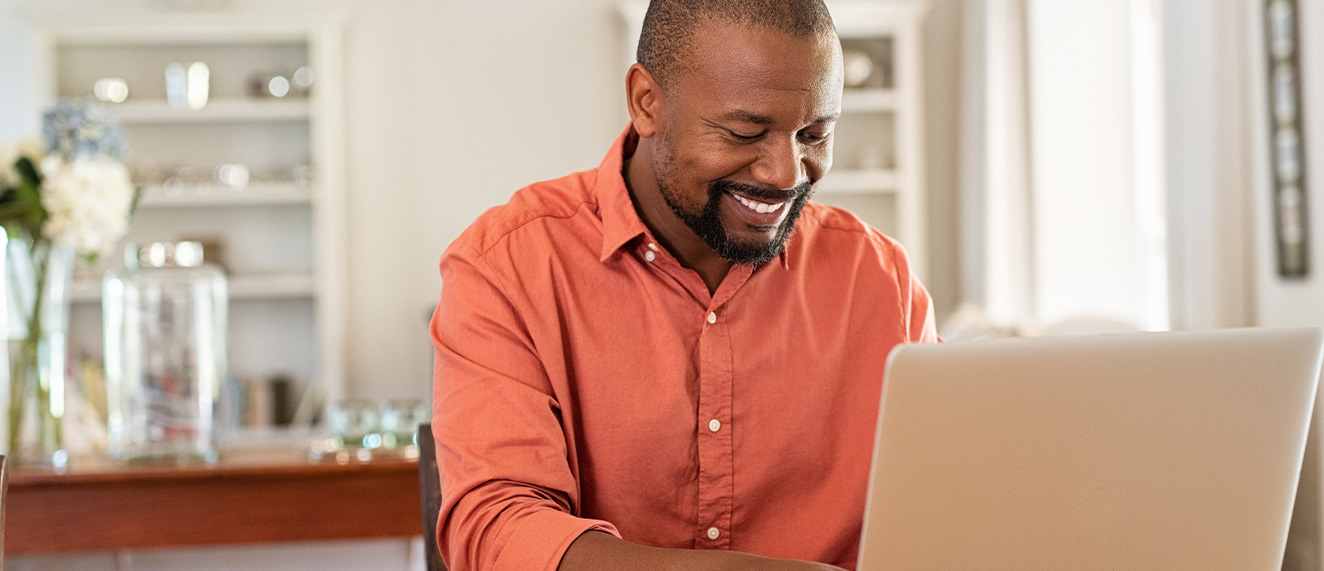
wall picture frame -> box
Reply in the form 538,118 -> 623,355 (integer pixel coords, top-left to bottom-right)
1265,0 -> 1310,277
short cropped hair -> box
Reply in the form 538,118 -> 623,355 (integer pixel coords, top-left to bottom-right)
636,0 -> 837,89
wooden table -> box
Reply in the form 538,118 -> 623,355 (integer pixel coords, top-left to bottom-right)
4,447 -> 423,554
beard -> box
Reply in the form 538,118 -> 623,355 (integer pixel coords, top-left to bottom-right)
660,178 -> 812,266
652,139 -> 813,266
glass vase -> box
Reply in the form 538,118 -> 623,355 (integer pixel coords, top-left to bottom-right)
104,241 -> 226,463
2,233 -> 75,468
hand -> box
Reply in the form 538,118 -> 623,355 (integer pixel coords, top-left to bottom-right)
558,531 -> 849,571
715,553 -> 846,571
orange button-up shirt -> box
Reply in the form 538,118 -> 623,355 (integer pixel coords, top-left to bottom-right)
431,127 -> 938,571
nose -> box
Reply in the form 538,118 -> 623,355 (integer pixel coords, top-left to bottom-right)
750,135 -> 808,191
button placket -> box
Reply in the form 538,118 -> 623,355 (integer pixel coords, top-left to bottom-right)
695,301 -> 734,549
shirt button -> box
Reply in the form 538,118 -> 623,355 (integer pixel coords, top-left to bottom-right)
707,527 -> 721,540
706,312 -> 717,324
648,243 -> 660,251
644,251 -> 656,262
708,418 -> 721,432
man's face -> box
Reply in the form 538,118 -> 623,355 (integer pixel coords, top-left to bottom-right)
652,22 -> 843,265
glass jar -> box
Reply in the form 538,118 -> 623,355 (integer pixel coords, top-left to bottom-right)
104,241 -> 227,463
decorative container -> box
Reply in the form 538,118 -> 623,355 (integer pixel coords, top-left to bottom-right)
3,233 -> 75,468
104,241 -> 226,463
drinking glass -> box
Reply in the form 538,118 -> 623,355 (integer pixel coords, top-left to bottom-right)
328,399 -> 381,449
380,398 -> 429,448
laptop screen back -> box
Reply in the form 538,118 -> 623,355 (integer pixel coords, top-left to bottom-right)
858,327 -> 1323,571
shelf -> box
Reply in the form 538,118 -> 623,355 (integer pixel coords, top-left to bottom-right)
72,272 -> 317,303
40,3 -> 350,432
841,88 -> 899,113
108,99 -> 311,123
817,169 -> 899,195
228,272 -> 317,299
136,183 -> 315,208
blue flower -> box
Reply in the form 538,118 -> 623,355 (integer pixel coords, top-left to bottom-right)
41,98 -> 127,162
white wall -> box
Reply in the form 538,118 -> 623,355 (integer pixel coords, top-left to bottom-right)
921,0 -> 964,319
0,0 -> 35,137
340,0 -> 628,400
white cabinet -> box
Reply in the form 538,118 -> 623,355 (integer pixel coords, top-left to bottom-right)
617,0 -> 929,279
22,2 -> 348,442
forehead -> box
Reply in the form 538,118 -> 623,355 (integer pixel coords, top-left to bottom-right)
672,21 -> 843,123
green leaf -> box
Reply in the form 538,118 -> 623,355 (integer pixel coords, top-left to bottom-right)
14,156 -> 41,187
13,181 -> 46,239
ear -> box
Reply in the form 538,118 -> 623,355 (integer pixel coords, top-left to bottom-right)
625,63 -> 663,138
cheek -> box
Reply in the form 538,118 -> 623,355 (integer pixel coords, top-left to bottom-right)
678,140 -> 759,184
807,141 -> 833,179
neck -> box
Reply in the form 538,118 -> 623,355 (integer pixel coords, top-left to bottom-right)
624,136 -> 732,294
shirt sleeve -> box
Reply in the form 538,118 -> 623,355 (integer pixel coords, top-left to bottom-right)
883,236 -> 940,344
908,271 -> 940,343
431,244 -> 620,571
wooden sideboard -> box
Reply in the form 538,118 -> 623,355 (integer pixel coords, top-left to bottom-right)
4,448 -> 423,554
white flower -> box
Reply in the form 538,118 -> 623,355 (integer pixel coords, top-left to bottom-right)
39,156 -> 135,258
0,137 -> 43,188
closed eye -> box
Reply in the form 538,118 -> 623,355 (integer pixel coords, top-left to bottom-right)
798,131 -> 831,144
725,128 -> 764,142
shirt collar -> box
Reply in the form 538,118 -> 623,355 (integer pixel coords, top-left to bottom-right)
597,125 -> 650,262
595,124 -> 793,271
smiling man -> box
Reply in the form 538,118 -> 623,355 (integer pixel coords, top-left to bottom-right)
430,1 -> 938,570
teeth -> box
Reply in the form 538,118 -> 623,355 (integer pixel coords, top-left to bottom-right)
733,193 -> 786,214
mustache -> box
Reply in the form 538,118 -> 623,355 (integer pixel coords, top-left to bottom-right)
709,179 -> 813,203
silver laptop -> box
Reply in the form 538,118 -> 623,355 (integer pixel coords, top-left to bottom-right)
858,327 -> 1324,571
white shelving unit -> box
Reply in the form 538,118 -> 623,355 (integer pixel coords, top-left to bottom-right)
71,272 -> 317,303
618,0 -> 929,278
22,2 -> 349,441
111,98 -> 313,123
135,183 -> 316,208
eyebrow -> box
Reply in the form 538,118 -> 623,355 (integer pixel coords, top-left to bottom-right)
723,110 -> 841,126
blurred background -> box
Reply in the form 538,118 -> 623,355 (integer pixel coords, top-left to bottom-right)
0,0 -> 1320,569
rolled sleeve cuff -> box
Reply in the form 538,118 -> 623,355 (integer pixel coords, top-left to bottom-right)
491,509 -> 621,571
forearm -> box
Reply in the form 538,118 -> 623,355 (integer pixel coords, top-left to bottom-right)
557,531 -> 847,571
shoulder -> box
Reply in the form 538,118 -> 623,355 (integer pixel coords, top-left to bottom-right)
446,168 -> 602,260
791,200 -> 935,340
794,200 -> 911,269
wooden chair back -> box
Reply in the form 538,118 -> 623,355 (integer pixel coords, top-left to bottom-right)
417,425 -> 446,571
1,454 -> 8,570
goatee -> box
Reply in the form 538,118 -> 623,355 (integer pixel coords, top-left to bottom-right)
659,178 -> 813,266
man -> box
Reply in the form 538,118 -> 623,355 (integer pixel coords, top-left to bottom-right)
430,1 -> 938,570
